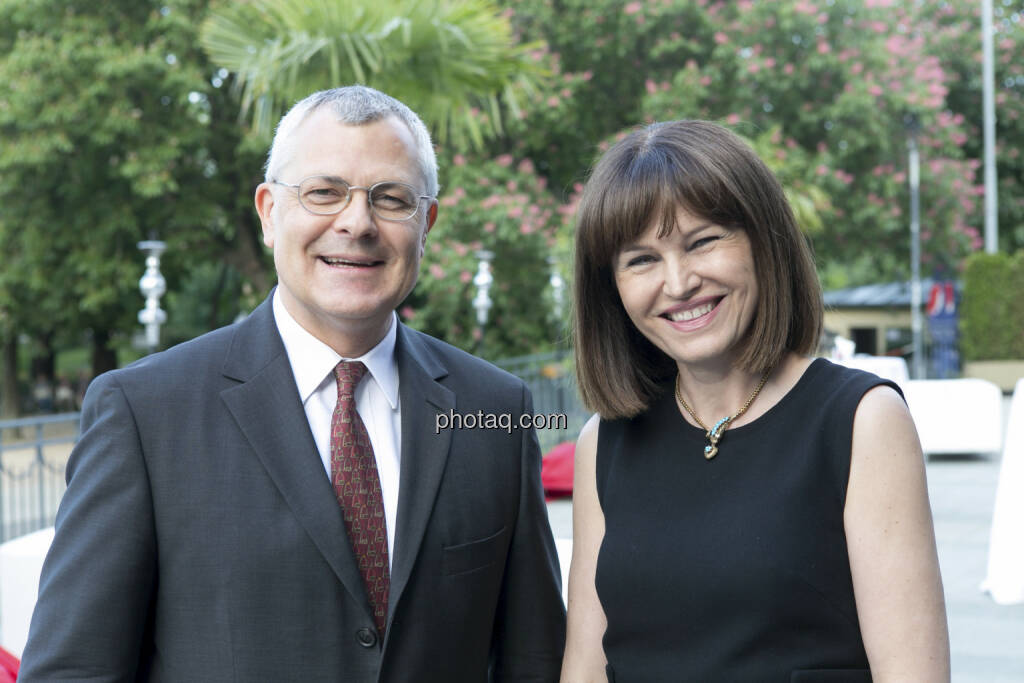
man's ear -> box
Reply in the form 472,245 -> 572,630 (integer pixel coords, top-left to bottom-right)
254,183 -> 276,248
425,200 -> 438,233
420,201 -> 438,252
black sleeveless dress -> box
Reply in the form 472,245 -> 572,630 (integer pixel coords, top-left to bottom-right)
595,359 -> 898,682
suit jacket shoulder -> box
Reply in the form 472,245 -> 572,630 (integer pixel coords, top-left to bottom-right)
93,296 -> 282,397
396,324 -> 528,411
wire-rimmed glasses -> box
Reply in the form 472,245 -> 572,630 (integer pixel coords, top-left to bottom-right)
272,175 -> 434,222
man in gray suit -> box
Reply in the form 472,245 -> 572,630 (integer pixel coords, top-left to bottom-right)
20,86 -> 566,682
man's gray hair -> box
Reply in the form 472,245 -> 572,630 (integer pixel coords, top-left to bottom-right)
264,85 -> 439,197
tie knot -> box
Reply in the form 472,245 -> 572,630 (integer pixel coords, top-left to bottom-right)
334,360 -> 368,401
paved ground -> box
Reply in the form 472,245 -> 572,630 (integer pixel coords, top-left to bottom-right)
545,395 -> 1024,681
931,449 -> 1024,682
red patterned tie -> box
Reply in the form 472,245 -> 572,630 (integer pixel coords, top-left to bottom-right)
331,360 -> 389,636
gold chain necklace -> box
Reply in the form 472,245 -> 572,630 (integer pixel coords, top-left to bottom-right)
674,370 -> 771,460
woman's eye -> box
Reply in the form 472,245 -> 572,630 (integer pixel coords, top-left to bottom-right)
690,235 -> 720,250
625,254 -> 655,267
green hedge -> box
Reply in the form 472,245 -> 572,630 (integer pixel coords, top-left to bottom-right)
960,250 -> 1024,361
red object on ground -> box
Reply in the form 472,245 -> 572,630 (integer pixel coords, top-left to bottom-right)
0,645 -> 19,682
542,441 -> 575,500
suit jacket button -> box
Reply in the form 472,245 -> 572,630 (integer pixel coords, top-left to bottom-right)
356,627 -> 378,648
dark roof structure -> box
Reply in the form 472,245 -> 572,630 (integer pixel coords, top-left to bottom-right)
823,279 -> 960,308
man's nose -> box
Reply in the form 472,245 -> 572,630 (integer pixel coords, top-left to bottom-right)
331,187 -> 378,238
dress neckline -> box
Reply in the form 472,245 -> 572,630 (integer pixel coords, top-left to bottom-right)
666,357 -> 828,440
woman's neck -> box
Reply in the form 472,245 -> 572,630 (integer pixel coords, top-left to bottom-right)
673,352 -> 809,430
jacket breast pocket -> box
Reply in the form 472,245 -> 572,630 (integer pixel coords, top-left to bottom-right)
442,526 -> 508,576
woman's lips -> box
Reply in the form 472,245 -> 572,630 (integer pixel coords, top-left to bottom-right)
661,297 -> 723,330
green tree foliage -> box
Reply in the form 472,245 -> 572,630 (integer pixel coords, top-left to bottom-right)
960,250 -> 1024,360
934,0 -> 1024,250
403,152 -> 570,358
500,0 -> 1022,289
2,0 -> 1023,397
0,0 -> 267,386
200,0 -> 559,357
636,0 -> 983,284
501,0 -> 709,187
0,0 -> 206,372
200,0 -> 546,148
391,0 -> 1024,354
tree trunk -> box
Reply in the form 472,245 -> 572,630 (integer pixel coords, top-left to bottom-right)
90,328 -> 119,377
1,336 -> 20,420
223,211 -> 273,297
208,261 -> 229,330
30,332 -> 56,383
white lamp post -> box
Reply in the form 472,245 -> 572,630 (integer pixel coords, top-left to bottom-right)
137,240 -> 167,354
472,250 -> 494,352
548,256 -> 565,322
982,0 -> 999,253
905,114 -> 925,380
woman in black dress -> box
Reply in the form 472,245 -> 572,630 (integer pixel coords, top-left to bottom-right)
561,120 -> 949,681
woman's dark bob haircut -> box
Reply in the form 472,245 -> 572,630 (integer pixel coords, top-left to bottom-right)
572,120 -> 823,419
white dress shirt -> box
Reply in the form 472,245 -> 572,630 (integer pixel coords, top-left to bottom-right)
272,291 -> 402,567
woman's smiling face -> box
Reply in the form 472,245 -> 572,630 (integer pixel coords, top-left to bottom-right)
613,207 -> 759,370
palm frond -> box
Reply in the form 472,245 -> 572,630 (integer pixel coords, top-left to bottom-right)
200,0 -> 546,146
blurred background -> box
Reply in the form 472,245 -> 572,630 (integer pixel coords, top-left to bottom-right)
1,0 -> 1023,678
1,0 -> 1021,408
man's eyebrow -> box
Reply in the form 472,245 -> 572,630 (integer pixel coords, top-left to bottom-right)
313,174 -> 347,183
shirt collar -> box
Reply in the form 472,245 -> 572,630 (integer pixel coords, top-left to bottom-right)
272,289 -> 399,409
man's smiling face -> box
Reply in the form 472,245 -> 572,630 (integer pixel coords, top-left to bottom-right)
256,110 -> 436,355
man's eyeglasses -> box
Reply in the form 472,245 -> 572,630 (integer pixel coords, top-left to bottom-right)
271,176 -> 434,222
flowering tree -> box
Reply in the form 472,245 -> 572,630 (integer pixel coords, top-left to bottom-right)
2,0 -> 1021,390
934,0 -> 1024,249
403,152 -> 572,358
500,0 -> 1023,288
402,0 -> 1022,357
637,0 -> 985,284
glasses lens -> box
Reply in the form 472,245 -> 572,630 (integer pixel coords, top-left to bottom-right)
298,177 -> 349,214
369,182 -> 419,221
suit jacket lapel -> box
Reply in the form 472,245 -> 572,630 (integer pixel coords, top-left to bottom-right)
218,296 -> 373,618
388,324 -> 455,624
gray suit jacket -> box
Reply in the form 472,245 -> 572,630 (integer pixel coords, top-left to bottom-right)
19,295 -> 566,682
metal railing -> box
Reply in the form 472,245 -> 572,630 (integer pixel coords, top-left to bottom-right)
495,350 -> 590,453
0,413 -> 79,542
